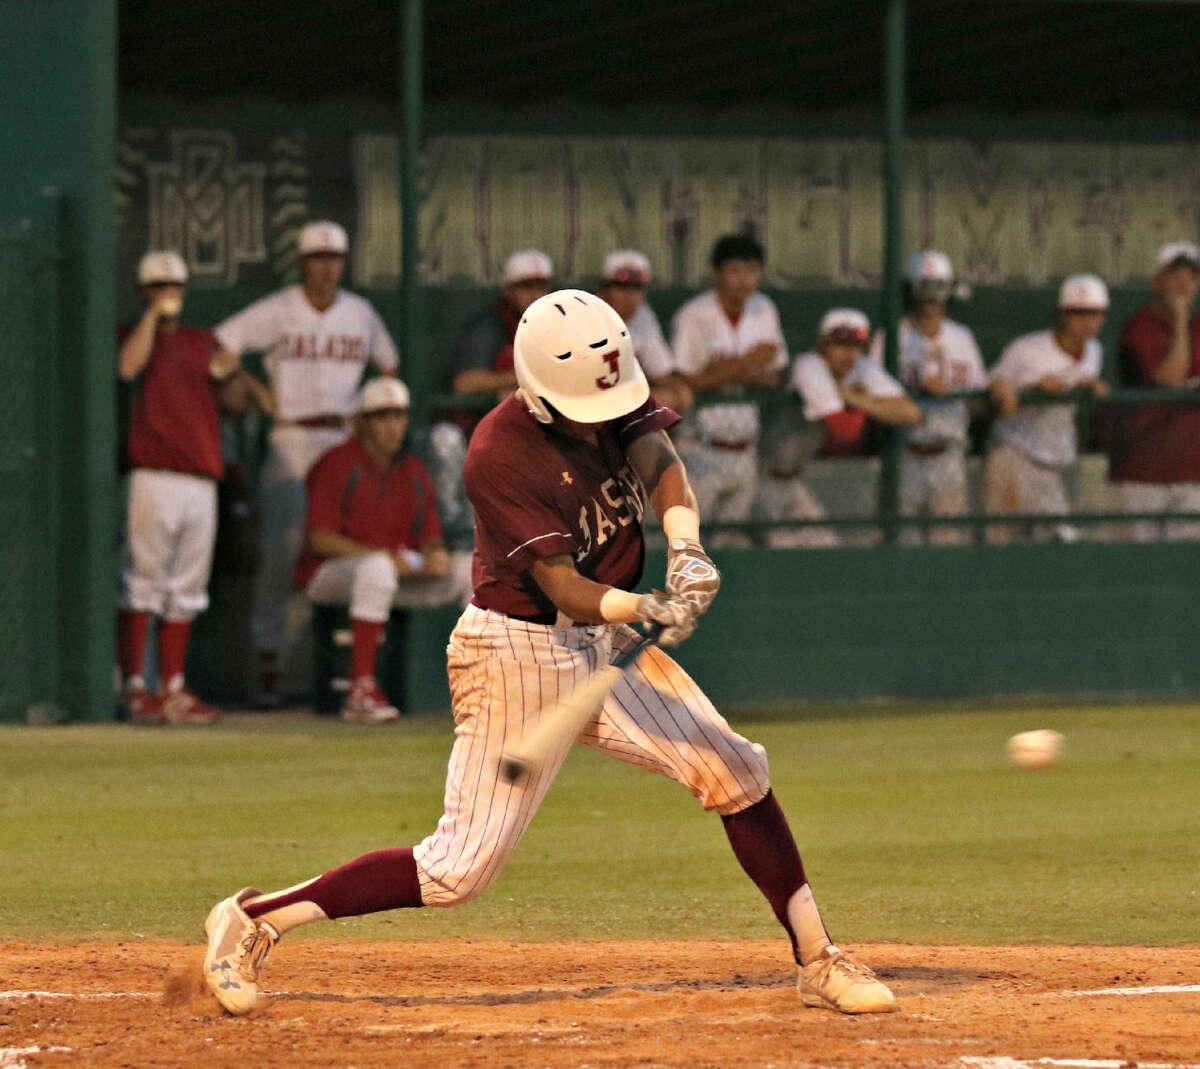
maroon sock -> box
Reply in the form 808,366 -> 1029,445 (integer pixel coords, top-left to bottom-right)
117,609 -> 149,683
350,618 -> 384,680
158,618 -> 191,688
245,848 -> 424,921
721,790 -> 824,962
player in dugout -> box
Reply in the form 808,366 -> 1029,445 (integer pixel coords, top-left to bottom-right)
117,251 -> 273,725
202,289 -> 898,1019
296,376 -> 465,725
215,221 -> 400,708
760,308 -> 920,547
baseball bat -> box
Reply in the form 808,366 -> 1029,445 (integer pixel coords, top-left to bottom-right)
499,623 -> 664,785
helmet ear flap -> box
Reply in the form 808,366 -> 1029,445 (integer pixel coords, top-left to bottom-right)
516,387 -> 554,424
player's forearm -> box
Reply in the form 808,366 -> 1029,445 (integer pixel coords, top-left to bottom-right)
856,395 -> 922,426
117,314 -> 158,381
743,365 -> 782,389
308,529 -> 377,561
681,355 -> 751,391
649,374 -> 694,413
650,465 -> 698,526
242,374 -> 276,415
1152,332 -> 1192,386
626,431 -> 700,521
530,555 -> 644,625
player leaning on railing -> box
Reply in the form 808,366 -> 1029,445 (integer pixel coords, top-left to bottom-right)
202,290 -> 897,1018
984,274 -> 1111,543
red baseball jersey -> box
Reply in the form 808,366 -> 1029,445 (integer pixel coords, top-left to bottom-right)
294,437 -> 443,587
464,393 -> 680,622
1111,304 -> 1200,482
117,323 -> 224,479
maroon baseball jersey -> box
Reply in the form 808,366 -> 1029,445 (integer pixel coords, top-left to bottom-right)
117,323 -> 224,479
1111,304 -> 1200,482
294,438 -> 443,586
464,393 -> 680,622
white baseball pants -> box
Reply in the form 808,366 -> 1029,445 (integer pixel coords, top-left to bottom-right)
983,442 -> 1071,544
899,449 -> 970,546
677,444 -> 757,548
1117,481 -> 1200,542
413,603 -> 770,908
756,474 -> 839,549
305,551 -> 473,620
253,425 -> 348,653
122,468 -> 217,621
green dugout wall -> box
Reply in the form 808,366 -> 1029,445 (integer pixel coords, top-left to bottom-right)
0,2 -> 116,723
398,542 -> 1200,715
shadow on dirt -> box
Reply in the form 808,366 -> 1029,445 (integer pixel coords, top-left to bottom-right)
272,971 -> 798,1008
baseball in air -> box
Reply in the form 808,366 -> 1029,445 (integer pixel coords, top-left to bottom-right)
1006,729 -> 1065,770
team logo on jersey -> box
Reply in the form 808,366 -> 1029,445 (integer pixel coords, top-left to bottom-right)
561,471 -> 573,485
595,349 -> 621,390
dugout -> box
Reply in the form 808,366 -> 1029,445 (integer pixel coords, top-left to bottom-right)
5,1 -> 1200,720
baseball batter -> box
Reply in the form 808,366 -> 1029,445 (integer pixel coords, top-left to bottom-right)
117,251 -> 271,726
203,290 -> 896,1018
985,273 -> 1111,543
215,221 -> 399,704
868,252 -> 988,545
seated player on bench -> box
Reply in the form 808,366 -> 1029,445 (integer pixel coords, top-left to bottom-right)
294,377 -> 459,723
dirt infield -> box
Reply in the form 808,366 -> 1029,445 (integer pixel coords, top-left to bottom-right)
2,941 -> 1198,1068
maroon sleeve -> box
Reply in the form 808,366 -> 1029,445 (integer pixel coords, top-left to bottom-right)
463,449 -> 576,568
1118,313 -> 1163,384
305,451 -> 346,535
614,395 -> 680,448
412,460 -> 443,545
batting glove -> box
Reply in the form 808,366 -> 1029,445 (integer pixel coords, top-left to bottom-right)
666,538 -> 721,616
635,591 -> 696,648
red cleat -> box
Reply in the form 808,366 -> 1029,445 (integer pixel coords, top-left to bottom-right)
122,681 -> 166,725
159,686 -> 221,726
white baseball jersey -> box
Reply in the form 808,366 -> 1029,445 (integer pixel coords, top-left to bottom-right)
988,329 -> 1102,468
627,300 -> 676,381
671,290 -> 787,444
868,317 -> 986,447
789,352 -> 905,422
216,285 -> 399,420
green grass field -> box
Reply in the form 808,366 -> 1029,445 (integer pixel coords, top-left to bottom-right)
3,701 -> 1198,946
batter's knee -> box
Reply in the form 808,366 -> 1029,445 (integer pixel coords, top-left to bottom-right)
700,736 -> 772,816
414,852 -> 505,908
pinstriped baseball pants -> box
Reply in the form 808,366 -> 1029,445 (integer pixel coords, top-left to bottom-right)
413,603 -> 771,908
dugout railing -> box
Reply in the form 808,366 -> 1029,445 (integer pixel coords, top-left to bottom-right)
420,384 -> 1200,544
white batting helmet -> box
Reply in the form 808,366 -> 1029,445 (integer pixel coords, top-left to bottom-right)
906,250 -> 955,302
514,290 -> 649,424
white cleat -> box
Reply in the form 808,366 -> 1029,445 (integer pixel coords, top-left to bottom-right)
798,945 -> 899,1014
340,677 -> 400,724
203,887 -> 278,1015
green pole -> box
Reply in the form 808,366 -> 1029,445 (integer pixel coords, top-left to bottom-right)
81,0 -> 118,718
400,0 -> 428,451
880,0 -> 906,544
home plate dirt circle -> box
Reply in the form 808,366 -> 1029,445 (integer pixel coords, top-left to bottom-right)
2,941 -> 1198,1068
